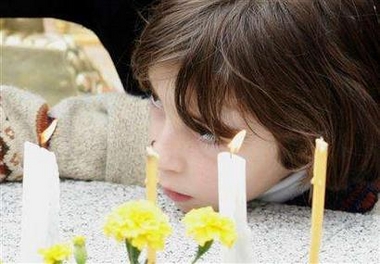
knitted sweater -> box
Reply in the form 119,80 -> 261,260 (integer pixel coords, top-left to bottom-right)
0,85 -> 149,185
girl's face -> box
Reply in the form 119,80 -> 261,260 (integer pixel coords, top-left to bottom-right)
149,66 -> 291,212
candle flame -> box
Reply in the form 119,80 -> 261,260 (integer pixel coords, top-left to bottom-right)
227,130 -> 247,154
39,119 -> 58,146
146,146 -> 160,158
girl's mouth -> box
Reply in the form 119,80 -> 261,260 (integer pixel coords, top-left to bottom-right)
162,188 -> 192,202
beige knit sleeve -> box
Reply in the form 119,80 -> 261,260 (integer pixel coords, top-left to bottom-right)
49,92 -> 149,186
0,85 -> 50,182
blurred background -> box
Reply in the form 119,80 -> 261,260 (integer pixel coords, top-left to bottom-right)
0,18 -> 123,105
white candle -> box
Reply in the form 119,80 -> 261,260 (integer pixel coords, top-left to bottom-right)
218,130 -> 252,263
19,141 -> 60,262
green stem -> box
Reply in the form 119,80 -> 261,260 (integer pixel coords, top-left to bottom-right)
74,245 -> 87,264
191,240 -> 213,264
125,240 -> 141,264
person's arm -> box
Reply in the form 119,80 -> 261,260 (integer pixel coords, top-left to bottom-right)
0,85 -> 49,181
0,85 -> 148,185
0,0 -> 154,96
49,90 -> 149,185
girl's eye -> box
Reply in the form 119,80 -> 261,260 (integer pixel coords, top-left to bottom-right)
198,132 -> 217,145
149,93 -> 163,109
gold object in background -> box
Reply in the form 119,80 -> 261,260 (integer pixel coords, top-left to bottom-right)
1,18 -> 44,33
54,20 -> 100,45
1,18 -> 110,105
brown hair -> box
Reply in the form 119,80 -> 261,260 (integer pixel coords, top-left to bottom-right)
132,0 -> 379,191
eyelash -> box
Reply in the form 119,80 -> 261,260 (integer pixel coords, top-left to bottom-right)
149,93 -> 163,109
198,132 -> 218,145
149,92 -> 219,146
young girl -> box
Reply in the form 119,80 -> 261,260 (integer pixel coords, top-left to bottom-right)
131,0 -> 380,213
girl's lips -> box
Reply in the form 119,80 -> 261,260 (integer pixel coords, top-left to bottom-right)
162,188 -> 192,202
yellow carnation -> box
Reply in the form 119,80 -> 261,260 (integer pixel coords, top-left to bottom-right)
72,235 -> 86,247
38,243 -> 72,264
103,200 -> 172,251
182,206 -> 237,248
72,235 -> 87,264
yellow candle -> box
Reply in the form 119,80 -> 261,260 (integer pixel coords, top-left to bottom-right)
145,146 -> 159,264
309,137 -> 329,264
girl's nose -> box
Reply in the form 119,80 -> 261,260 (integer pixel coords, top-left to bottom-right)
152,125 -> 186,174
